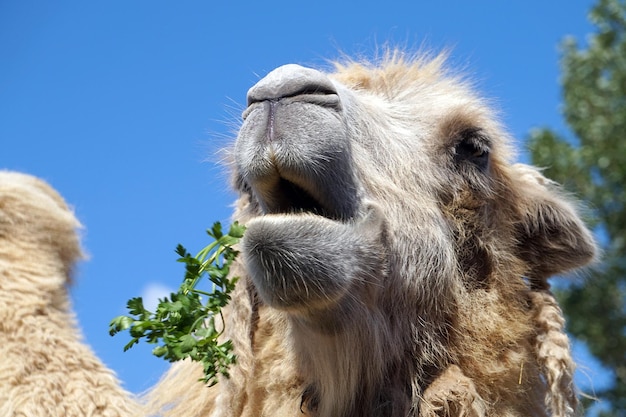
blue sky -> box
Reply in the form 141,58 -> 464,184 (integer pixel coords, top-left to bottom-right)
1,0 -> 610,397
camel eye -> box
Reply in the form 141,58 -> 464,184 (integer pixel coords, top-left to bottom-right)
454,132 -> 490,171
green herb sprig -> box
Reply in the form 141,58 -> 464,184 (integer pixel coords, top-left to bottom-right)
109,222 -> 245,386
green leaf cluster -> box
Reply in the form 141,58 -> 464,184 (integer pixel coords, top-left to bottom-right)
528,1 -> 626,415
109,222 -> 245,387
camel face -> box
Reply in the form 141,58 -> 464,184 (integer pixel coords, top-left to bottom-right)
232,61 -> 501,317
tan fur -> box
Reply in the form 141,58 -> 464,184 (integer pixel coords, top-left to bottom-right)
0,52 -> 597,417
0,171 -> 140,417
419,365 -> 486,417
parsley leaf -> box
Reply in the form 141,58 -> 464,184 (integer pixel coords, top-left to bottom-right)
109,221 -> 244,386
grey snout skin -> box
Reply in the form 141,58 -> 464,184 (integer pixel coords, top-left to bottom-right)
236,63 -> 359,220
236,63 -> 383,320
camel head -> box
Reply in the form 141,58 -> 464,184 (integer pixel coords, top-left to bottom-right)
226,55 -> 597,416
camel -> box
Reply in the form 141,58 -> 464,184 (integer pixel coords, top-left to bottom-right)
0,51 -> 597,417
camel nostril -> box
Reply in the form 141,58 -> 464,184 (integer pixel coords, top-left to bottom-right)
282,83 -> 338,100
246,64 -> 339,107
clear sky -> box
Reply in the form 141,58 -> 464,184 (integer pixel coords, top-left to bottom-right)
1,0 -> 610,397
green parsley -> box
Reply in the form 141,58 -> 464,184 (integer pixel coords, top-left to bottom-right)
109,221 -> 245,386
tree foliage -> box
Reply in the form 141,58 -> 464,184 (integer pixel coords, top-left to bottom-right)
528,0 -> 626,415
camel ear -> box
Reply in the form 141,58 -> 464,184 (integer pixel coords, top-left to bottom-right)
511,164 -> 597,282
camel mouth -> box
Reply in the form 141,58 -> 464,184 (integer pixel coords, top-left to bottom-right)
257,176 -> 350,221
276,178 -> 327,215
